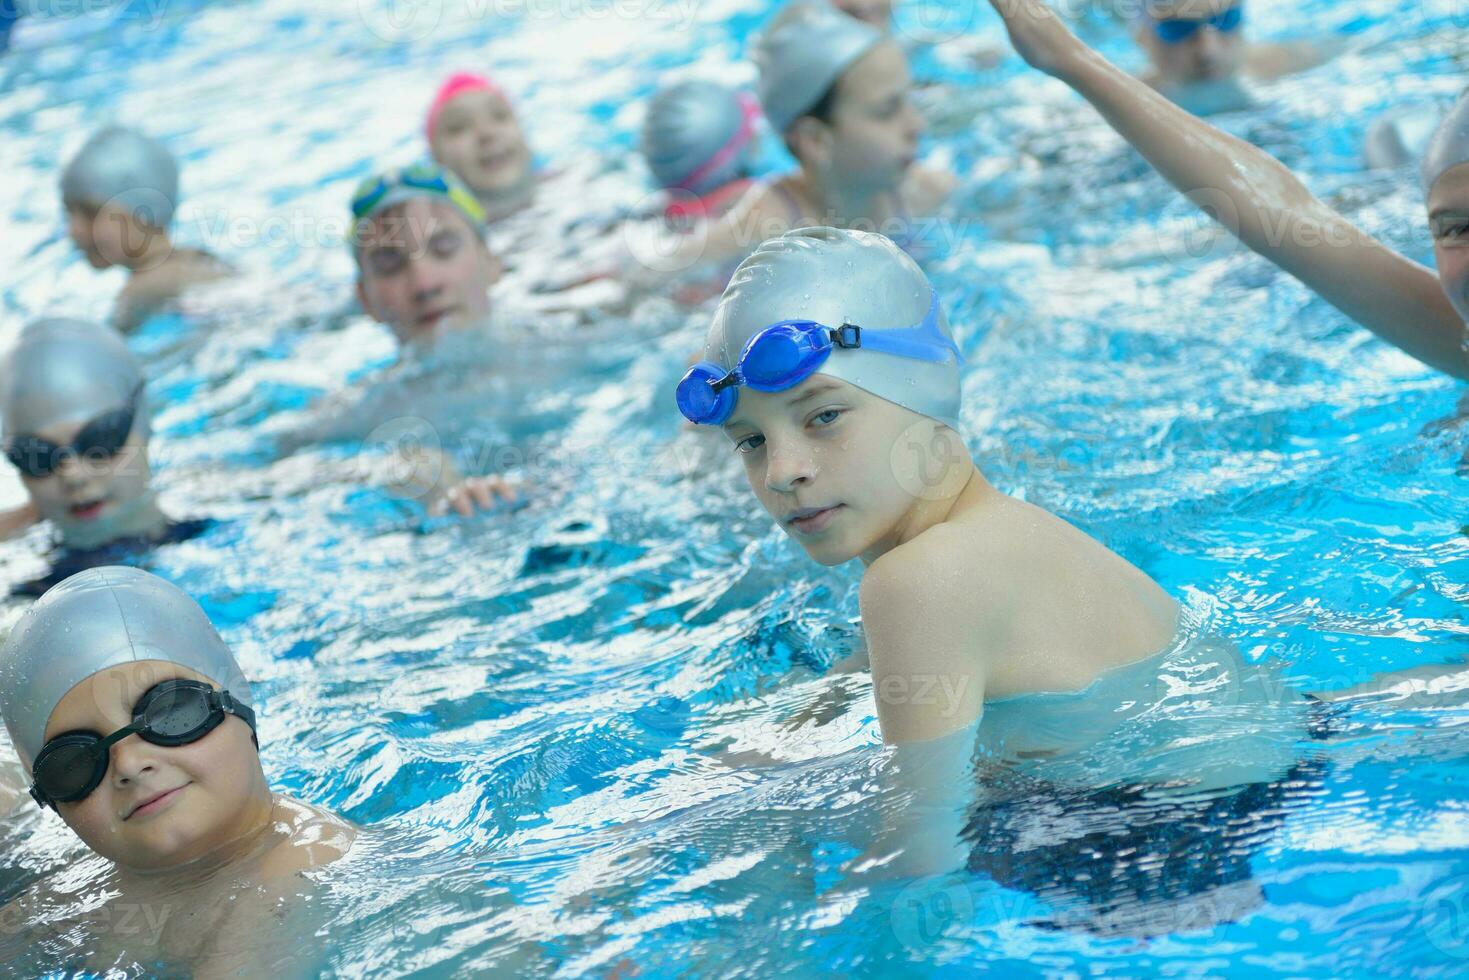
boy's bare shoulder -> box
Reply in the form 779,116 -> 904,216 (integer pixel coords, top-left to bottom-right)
256,796 -> 356,880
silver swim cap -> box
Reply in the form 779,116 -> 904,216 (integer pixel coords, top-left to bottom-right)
60,126 -> 180,229
703,226 -> 962,431
752,1 -> 884,134
1,318 -> 143,439
1421,89 -> 1469,194
1365,103 -> 1441,172
641,80 -> 760,196
0,566 -> 253,770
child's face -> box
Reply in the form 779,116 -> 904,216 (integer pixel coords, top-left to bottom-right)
40,661 -> 269,872
825,41 -> 923,194
722,375 -> 933,566
19,421 -> 152,544
1428,163 -> 1469,327
65,201 -> 165,270
1136,1 -> 1246,86
429,89 -> 534,198
355,198 -> 501,346
832,0 -> 893,30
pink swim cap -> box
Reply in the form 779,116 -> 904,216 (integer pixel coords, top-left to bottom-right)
425,72 -> 508,142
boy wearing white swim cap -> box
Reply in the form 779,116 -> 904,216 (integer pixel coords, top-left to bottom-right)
0,567 -> 353,973
680,228 -> 1179,744
60,126 -> 232,332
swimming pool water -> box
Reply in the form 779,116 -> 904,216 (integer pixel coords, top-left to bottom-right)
0,0 -> 1466,976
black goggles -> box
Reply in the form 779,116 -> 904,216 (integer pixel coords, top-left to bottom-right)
4,383 -> 144,479
29,678 -> 257,810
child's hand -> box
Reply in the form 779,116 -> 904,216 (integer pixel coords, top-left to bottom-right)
985,0 -> 1079,80
429,475 -> 520,518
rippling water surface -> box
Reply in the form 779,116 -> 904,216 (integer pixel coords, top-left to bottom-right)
0,0 -> 1466,975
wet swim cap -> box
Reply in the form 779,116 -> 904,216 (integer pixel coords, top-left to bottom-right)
349,162 -> 488,255
426,72 -> 509,142
703,227 -> 962,431
60,126 -> 179,229
0,318 -> 143,439
0,566 -> 253,770
642,80 -> 761,197
752,0 -> 884,134
1420,89 -> 1469,193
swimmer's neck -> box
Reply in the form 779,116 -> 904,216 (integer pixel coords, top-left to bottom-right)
476,172 -> 539,224
859,457 -> 994,567
119,230 -> 179,275
789,170 -> 902,230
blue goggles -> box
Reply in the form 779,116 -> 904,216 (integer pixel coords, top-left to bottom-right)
676,292 -> 960,427
1152,4 -> 1243,45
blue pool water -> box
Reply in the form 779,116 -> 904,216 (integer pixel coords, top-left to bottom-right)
0,0 -> 1466,975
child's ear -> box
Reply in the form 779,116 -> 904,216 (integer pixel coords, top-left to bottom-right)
787,117 -> 834,171
483,244 -> 504,285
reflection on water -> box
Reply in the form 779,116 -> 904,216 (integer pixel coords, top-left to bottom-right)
0,0 -> 1466,975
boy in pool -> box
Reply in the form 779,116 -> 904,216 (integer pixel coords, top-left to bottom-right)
985,0 -> 1469,382
0,318 -> 211,596
1132,0 -> 1334,110
349,161 -> 503,349
0,566 -> 353,975
678,227 -> 1179,744
624,1 -> 955,286
60,126 -> 232,332
273,162 -> 515,516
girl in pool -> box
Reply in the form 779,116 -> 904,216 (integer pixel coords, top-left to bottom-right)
678,226 -> 1179,745
0,566 -> 354,975
985,0 -> 1469,381
641,79 -> 762,230
425,73 -> 538,226
60,126 -> 232,332
625,1 -> 955,286
0,318 -> 211,596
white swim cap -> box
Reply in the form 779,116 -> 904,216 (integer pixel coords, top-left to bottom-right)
1421,89 -> 1469,194
60,126 -> 180,229
0,567 -> 253,770
641,80 -> 760,196
752,1 -> 884,134
703,226 -> 962,431
1,318 -> 144,439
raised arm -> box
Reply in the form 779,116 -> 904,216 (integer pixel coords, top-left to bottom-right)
987,0 -> 1469,380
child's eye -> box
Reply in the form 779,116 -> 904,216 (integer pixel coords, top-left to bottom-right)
811,409 -> 843,427
429,231 -> 463,258
734,434 -> 765,454
1438,222 -> 1469,241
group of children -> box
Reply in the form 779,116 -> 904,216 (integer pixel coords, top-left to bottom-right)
0,0 -> 1465,968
